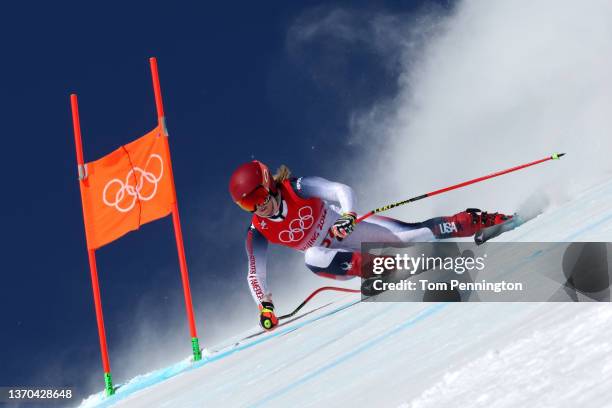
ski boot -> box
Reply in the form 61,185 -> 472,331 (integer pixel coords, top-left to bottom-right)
436,208 -> 513,238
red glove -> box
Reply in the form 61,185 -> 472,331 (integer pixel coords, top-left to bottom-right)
259,301 -> 279,330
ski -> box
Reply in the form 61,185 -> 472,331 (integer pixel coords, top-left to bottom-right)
474,213 -> 524,245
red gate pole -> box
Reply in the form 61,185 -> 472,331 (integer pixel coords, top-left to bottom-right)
70,94 -> 115,396
149,57 -> 202,361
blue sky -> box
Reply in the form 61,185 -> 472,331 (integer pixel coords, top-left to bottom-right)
0,0 -> 451,403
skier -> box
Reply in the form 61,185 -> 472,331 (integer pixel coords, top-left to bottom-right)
229,161 -> 511,330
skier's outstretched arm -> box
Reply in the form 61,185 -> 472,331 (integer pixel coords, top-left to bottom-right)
245,225 -> 279,330
245,225 -> 271,305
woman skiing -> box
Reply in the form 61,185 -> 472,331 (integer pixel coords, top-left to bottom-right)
229,161 -> 511,330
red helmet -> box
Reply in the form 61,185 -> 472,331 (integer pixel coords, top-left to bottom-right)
229,160 -> 278,212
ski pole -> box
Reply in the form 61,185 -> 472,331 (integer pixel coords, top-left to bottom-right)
356,153 -> 565,224
278,286 -> 360,320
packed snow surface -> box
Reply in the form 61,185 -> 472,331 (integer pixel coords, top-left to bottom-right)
80,179 -> 612,408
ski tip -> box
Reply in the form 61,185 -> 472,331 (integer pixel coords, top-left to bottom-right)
552,152 -> 566,160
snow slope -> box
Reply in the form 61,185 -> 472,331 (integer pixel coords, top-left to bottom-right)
79,178 -> 612,408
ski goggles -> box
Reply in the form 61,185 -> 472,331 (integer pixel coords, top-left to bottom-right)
236,185 -> 272,213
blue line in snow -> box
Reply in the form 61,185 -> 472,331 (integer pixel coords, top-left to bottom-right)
85,299 -> 361,408
249,302 -> 449,408
562,211 -> 612,241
